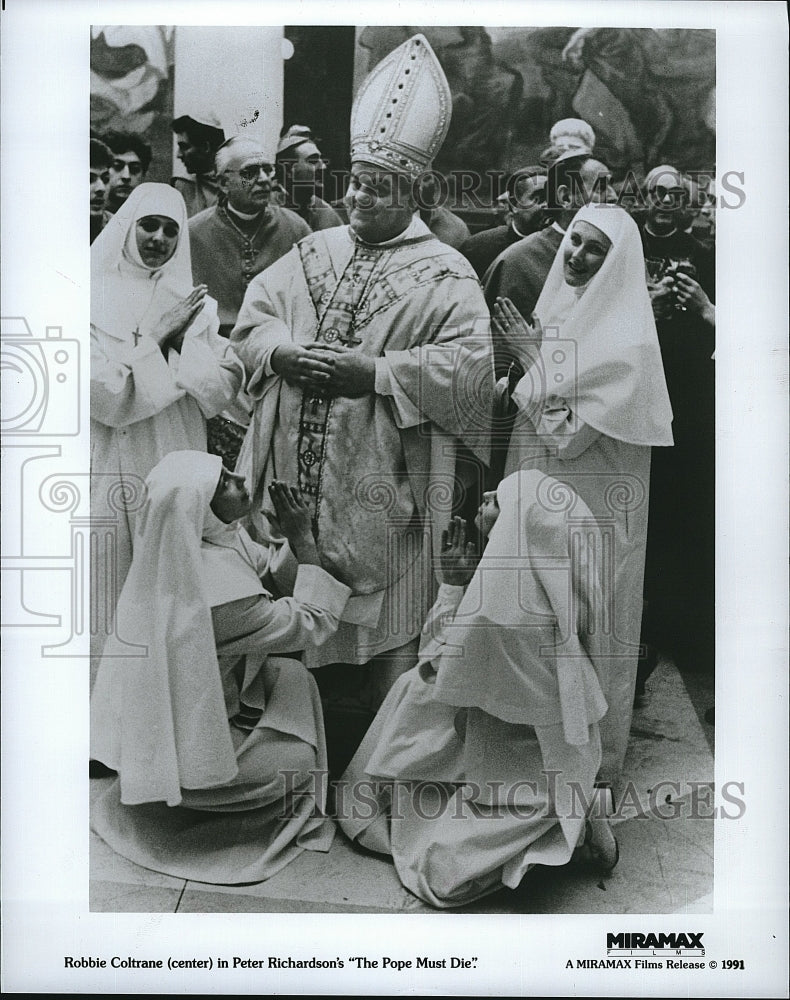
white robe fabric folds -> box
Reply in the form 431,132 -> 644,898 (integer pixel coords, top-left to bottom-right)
337,470 -> 608,908
91,451 -> 351,884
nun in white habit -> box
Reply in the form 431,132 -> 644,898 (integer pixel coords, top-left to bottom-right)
493,203 -> 673,787
337,470 -> 615,909
90,450 -> 350,884
90,183 -> 243,679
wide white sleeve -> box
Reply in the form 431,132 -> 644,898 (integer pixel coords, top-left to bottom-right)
172,317 -> 245,420
416,583 -> 466,682
230,256 -> 298,398
90,326 -> 185,428
241,527 -> 299,597
374,356 -> 426,428
211,564 -> 351,657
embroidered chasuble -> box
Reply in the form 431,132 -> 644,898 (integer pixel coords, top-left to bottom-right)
232,224 -> 494,667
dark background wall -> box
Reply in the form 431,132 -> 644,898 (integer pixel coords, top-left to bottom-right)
90,25 -> 715,204
283,25 -> 356,204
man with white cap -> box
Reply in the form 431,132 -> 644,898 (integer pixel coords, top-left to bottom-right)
274,125 -> 343,232
231,34 -> 493,708
549,117 -> 596,156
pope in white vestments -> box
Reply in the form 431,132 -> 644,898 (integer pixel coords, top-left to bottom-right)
232,36 -> 494,688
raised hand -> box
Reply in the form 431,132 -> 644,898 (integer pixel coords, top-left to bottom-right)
492,297 -> 543,369
648,277 -> 675,321
439,515 -> 479,587
155,285 -> 208,350
672,272 -> 715,324
268,480 -> 319,564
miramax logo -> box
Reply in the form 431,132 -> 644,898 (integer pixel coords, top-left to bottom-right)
566,931 -> 707,970
607,931 -> 704,954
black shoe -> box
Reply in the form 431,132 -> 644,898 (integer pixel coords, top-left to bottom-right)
89,759 -> 117,778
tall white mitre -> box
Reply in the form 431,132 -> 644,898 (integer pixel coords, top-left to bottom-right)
350,34 -> 452,177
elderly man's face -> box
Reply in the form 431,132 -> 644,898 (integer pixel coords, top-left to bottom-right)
219,148 -> 274,215
107,151 -> 146,211
344,161 -> 415,244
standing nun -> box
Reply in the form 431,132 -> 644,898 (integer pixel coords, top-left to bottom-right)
90,183 -> 243,678
493,203 -> 673,788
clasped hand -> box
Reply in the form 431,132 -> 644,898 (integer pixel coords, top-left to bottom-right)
272,341 -> 375,397
649,274 -> 713,322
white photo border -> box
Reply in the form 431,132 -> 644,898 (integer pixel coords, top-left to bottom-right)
1,0 -> 787,996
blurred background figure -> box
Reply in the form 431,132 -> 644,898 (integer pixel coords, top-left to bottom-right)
549,116 -> 595,155
172,113 -> 226,217
460,165 -> 548,278
416,171 -> 471,249
274,124 -> 343,231
681,171 -> 716,249
90,137 -> 113,243
102,130 -> 152,214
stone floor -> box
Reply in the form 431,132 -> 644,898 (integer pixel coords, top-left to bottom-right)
90,654 -> 714,914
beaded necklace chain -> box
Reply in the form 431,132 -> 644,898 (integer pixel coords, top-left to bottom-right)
220,204 -> 269,241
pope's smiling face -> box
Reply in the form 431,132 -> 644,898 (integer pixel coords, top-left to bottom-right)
345,161 -> 415,243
